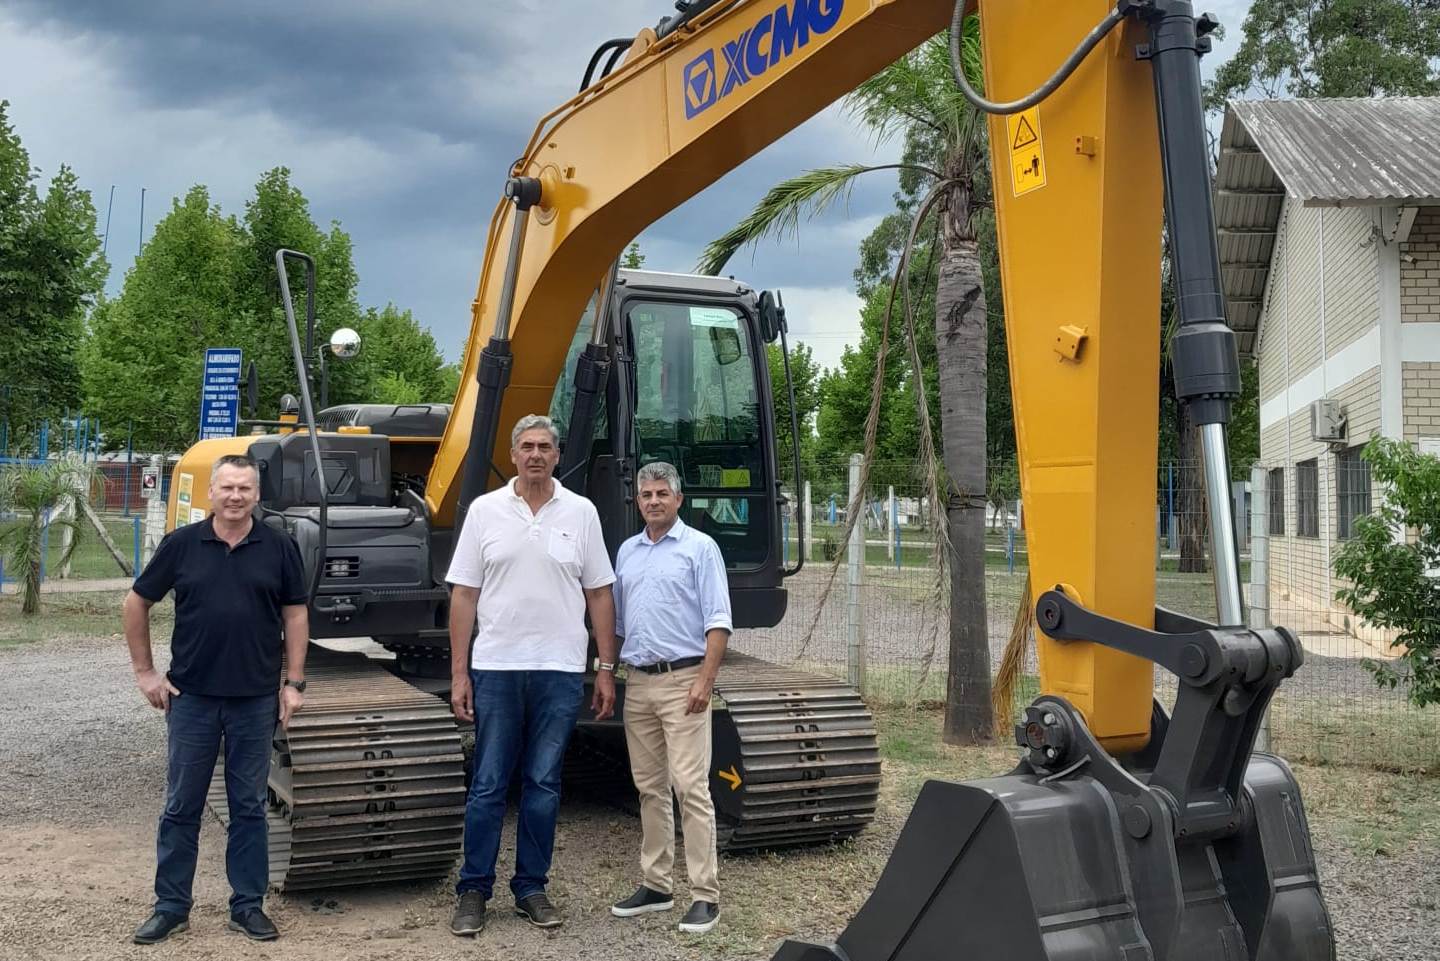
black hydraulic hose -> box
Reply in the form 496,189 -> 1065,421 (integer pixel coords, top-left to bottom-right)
600,43 -> 626,80
948,0 -> 1125,115
581,38 -> 632,91
274,249 -> 327,605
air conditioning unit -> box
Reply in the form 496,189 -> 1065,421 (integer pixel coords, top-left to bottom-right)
1310,398 -> 1347,443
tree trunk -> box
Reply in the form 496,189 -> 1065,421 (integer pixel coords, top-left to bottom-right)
1176,404 -> 1209,573
936,239 -> 992,744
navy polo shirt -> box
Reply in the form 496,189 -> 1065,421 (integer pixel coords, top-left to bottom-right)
133,516 -> 308,697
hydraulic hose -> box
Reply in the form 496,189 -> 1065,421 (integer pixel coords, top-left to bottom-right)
581,38 -> 632,91
949,0 -> 1125,115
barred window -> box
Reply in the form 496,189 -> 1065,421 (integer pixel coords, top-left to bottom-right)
1336,446 -> 1371,540
1296,459 -> 1319,538
1268,467 -> 1285,536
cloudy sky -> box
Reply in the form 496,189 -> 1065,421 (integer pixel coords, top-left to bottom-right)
0,0 -> 1250,372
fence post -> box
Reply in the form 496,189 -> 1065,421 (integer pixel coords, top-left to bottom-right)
123,421 -> 134,516
847,453 -> 866,692
782,508 -> 789,567
1249,465 -> 1271,753
887,485 -> 896,563
803,480 -> 813,562
143,454 -> 166,565
40,506 -> 49,584
132,516 -> 142,581
58,494 -> 75,579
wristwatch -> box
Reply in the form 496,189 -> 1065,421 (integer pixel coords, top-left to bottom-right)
284,678 -> 307,693
597,662 -> 617,673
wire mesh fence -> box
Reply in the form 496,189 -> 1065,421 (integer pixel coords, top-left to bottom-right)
731,456 -> 1439,775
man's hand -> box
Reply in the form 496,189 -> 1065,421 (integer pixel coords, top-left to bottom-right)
592,670 -> 616,721
451,673 -> 474,723
136,668 -> 180,712
279,685 -> 304,728
686,675 -> 714,715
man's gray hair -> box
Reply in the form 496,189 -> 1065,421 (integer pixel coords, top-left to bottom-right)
511,414 -> 559,448
211,453 -> 258,479
636,461 -> 682,495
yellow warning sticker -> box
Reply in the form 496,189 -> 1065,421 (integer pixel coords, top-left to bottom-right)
1006,107 -> 1047,197
175,473 -> 193,528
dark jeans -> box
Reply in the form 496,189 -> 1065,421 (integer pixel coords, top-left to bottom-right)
154,691 -> 276,918
457,669 -> 584,901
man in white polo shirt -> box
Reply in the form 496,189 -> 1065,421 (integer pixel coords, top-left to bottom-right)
444,414 -> 618,937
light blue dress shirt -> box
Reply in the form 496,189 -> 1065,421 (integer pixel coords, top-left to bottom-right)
614,516 -> 733,667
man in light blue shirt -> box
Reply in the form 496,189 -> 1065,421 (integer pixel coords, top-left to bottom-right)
609,461 -> 731,935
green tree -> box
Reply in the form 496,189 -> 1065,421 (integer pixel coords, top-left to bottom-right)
0,101 -> 107,444
0,460 -> 91,615
236,168 -> 366,411
698,24 -> 995,742
83,169 -> 442,443
355,304 -> 449,402
1333,438 -> 1440,706
374,372 -> 427,405
1207,0 -> 1440,103
82,186 -> 248,451
767,339 -> 821,484
621,242 -> 646,269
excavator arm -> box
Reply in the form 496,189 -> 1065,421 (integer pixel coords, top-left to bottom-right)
421,1 -> 1334,957
426,0 -> 956,529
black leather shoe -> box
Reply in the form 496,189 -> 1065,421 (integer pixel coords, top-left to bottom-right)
228,908 -> 279,941
514,891 -> 562,929
133,911 -> 189,945
611,884 -> 674,917
451,891 -> 487,936
678,900 -> 720,934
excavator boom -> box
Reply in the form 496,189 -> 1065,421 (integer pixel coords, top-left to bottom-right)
427,0 -> 956,527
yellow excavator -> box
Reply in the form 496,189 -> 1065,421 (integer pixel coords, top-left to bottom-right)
169,0 -> 1333,955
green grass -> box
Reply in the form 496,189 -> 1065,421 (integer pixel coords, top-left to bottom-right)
0,514 -> 140,583
0,588 -> 163,646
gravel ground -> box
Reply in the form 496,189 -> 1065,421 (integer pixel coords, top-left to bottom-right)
1,620 -> 1436,960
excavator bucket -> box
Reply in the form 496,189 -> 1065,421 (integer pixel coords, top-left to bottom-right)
773,600 -> 1336,961
775,749 -> 1330,961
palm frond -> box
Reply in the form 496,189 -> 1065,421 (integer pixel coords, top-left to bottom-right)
696,163 -> 939,275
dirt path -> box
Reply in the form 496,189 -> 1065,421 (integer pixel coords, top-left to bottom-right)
2,627 -> 1436,961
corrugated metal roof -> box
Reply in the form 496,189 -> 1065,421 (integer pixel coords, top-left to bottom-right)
1225,98 -> 1440,207
1213,97 -> 1440,359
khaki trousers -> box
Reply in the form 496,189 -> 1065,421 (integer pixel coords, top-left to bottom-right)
622,665 -> 720,903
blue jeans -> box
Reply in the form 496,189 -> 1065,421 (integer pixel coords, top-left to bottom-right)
154,691 -> 276,918
457,669 -> 584,901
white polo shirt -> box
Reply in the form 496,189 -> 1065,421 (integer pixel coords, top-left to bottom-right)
445,478 -> 615,672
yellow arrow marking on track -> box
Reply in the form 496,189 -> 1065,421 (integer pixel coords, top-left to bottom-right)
717,765 -> 742,791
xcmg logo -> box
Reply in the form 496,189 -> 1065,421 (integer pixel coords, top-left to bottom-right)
682,0 -> 844,120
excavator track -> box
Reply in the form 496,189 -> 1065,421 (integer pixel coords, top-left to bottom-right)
709,654 -> 881,851
207,649 -> 466,892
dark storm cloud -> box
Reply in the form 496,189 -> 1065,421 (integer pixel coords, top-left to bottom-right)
2,0 -> 908,366
3,0 -> 635,144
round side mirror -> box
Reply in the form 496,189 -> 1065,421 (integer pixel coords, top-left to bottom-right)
329,327 -> 362,359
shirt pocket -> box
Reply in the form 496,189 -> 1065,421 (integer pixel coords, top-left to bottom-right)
547,528 -> 580,570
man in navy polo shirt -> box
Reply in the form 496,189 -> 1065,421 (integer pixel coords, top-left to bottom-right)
123,453 -> 309,945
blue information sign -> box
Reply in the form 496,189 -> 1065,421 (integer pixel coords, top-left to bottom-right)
199,348 -> 243,440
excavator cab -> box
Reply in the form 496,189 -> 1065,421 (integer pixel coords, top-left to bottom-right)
550,269 -> 795,627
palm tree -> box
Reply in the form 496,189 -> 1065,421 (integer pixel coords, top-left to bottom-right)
697,23 -> 995,743
0,459 -> 91,615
